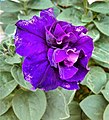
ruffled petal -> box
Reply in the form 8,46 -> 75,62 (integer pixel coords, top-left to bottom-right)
22,52 -> 49,89
15,28 -> 47,56
16,8 -> 56,39
53,49 -> 67,63
67,66 -> 89,82
47,48 -> 57,67
64,24 -> 75,33
64,49 -> 79,67
64,32 -> 78,43
59,65 -> 78,80
75,36 -> 94,59
40,8 -> 56,26
58,21 -> 69,28
78,50 -> 89,68
60,81 -> 79,90
38,65 -> 60,91
45,26 -> 56,46
79,56 -> 88,68
75,26 -> 88,34
53,23 -> 65,39
16,16 -> 46,39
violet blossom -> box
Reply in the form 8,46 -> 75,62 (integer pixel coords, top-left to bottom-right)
14,8 -> 94,91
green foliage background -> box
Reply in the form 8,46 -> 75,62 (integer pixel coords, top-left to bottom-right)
0,0 -> 109,120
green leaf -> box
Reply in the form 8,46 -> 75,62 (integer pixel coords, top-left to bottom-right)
0,0 -> 23,13
8,45 -> 15,55
29,0 -> 54,10
5,24 -> 16,35
57,7 -> 86,26
0,13 -> 18,25
89,2 -> 109,14
18,10 -> 40,20
87,29 -> 100,42
0,56 -> 12,72
0,71 -> 17,99
0,108 -> 18,120
5,54 -> 21,65
87,23 -> 95,30
42,89 -> 69,120
12,89 -> 47,120
92,35 -> 109,64
54,0 -> 82,7
95,60 -> 109,69
101,81 -> 109,102
53,6 -> 60,17
103,104 -> 109,120
94,16 -> 109,36
0,95 -> 13,116
11,66 -> 32,89
106,73 -> 109,80
80,95 -> 108,120
60,88 -> 76,104
54,0 -> 73,7
82,66 -> 107,94
81,11 -> 93,23
66,101 -> 81,120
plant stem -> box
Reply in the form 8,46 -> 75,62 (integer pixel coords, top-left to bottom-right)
83,0 -> 88,15
23,1 -> 28,15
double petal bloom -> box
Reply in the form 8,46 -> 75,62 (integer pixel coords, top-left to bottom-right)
15,8 -> 94,91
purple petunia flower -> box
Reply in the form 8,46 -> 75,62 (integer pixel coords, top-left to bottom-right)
14,8 -> 94,91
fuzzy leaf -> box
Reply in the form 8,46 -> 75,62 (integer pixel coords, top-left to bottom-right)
29,0 -> 54,9
89,2 -> 109,14
101,80 -> 109,102
12,89 -> 47,120
92,35 -> 109,64
11,66 -> 32,90
0,95 -> 13,116
42,89 -> 69,120
0,71 -> 17,99
103,104 -> 109,120
94,16 -> 109,36
80,95 -> 108,120
0,108 -> 18,120
82,66 -> 107,94
57,7 -> 86,26
60,89 -> 76,104
5,54 -> 21,65
66,101 -> 81,120
0,0 -> 22,13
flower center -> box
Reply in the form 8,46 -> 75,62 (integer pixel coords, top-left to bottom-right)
64,49 -> 79,67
